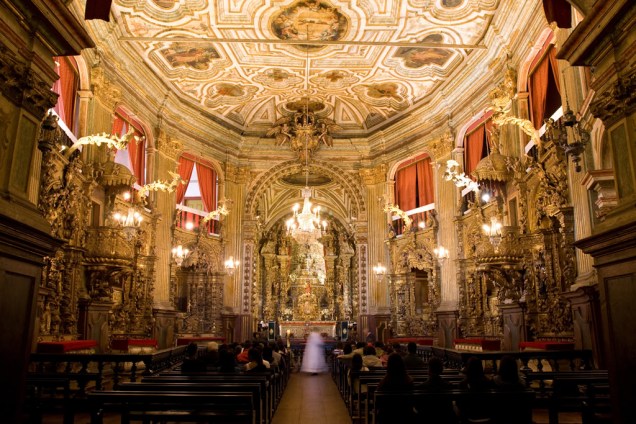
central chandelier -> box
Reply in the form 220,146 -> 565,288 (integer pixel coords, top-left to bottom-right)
286,184 -> 327,245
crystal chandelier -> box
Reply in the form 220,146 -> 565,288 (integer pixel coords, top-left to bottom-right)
286,185 -> 327,245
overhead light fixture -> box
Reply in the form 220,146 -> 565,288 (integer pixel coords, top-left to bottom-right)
112,192 -> 143,239
482,216 -> 503,251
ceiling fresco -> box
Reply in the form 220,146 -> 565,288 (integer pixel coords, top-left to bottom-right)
111,0 -> 499,136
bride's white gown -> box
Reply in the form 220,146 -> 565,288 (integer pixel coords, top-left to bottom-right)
300,332 -> 328,373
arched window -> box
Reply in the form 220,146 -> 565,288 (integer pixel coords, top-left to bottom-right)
112,108 -> 146,186
394,153 -> 434,233
52,56 -> 79,136
174,153 -> 219,235
528,42 -> 562,130
464,113 -> 493,177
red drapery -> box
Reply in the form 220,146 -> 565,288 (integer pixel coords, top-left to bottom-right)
395,164 -> 417,211
175,156 -> 195,205
128,130 -> 145,185
112,115 -> 126,137
529,46 -> 561,129
196,162 -> 217,213
542,0 -> 572,29
52,57 -> 78,132
465,126 -> 486,175
416,157 -> 434,206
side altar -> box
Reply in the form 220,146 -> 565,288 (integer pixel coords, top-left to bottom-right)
279,321 -> 337,338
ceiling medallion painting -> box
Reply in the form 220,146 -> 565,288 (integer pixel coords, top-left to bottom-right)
270,0 -> 349,51
111,0 -> 500,136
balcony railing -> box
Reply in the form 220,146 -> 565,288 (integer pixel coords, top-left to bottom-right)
175,204 -> 219,235
391,204 -> 435,236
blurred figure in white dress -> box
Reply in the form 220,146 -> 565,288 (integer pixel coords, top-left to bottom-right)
301,332 -> 328,374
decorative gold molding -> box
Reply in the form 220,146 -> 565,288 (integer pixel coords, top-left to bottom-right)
383,203 -> 412,232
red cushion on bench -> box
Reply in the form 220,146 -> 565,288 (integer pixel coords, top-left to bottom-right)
454,338 -> 501,351
37,340 -> 97,353
519,341 -> 574,350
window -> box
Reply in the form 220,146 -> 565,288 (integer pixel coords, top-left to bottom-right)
393,154 -> 435,233
52,56 -> 79,136
174,154 -> 219,235
112,108 -> 146,186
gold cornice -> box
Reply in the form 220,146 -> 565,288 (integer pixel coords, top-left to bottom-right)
155,128 -> 183,161
225,163 -> 250,184
359,164 -> 387,185
91,65 -> 121,111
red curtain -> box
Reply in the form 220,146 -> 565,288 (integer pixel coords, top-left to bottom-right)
52,57 -> 78,132
85,0 -> 113,21
543,0 -> 572,29
196,162 -> 217,213
128,130 -> 145,185
416,157 -> 434,206
465,126 -> 485,175
395,164 -> 417,211
175,156 -> 195,205
529,47 -> 562,130
112,115 -> 126,137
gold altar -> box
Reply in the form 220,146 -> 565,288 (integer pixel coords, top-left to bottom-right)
279,321 -> 337,339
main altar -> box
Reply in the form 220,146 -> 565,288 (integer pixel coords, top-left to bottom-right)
279,321 -> 337,338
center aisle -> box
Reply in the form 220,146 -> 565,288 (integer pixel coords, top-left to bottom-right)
272,372 -> 351,424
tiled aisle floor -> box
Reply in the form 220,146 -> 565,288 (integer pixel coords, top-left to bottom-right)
272,372 -> 351,424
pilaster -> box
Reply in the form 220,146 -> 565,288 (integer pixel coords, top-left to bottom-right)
436,309 -> 458,348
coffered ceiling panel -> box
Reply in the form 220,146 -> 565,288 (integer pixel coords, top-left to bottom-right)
112,0 -> 499,136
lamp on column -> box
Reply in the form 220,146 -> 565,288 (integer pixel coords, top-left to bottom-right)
544,106 -> 590,172
482,216 -> 502,251
434,246 -> 449,264
373,263 -> 387,282
171,245 -> 189,267
225,256 -> 239,275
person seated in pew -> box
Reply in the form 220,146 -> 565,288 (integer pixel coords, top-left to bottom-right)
362,345 -> 383,368
348,353 -> 369,399
493,355 -> 525,390
181,342 -> 206,372
392,342 -> 406,358
414,357 -> 456,423
218,346 -> 242,373
236,340 -> 252,364
245,347 -> 269,372
417,357 -> 453,391
375,353 -> 416,423
456,356 -> 495,422
403,342 -> 425,370
262,345 -> 277,369
380,344 -> 394,367
374,341 -> 385,357
377,353 -> 413,392
204,341 -> 220,368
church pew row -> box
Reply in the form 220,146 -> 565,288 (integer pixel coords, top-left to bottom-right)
372,389 -> 536,424
24,346 -> 188,423
116,382 -> 265,424
87,391 -> 255,424
353,373 -> 463,423
142,373 -> 275,423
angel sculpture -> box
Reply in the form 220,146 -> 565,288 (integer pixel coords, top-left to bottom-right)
266,118 -> 293,146
316,119 -> 341,147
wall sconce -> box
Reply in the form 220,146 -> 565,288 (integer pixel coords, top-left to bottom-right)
482,217 -> 502,251
373,262 -> 387,282
434,246 -> 449,264
544,107 -> 590,172
225,256 -> 239,275
171,245 -> 189,267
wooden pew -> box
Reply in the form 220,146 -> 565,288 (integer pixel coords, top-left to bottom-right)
88,390 -> 254,424
373,389 -> 535,424
143,373 -> 274,423
117,382 -> 265,424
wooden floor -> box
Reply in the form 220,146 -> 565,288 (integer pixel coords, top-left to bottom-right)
272,372 -> 351,424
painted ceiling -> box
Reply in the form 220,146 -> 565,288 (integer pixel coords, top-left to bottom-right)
111,0 -> 499,137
